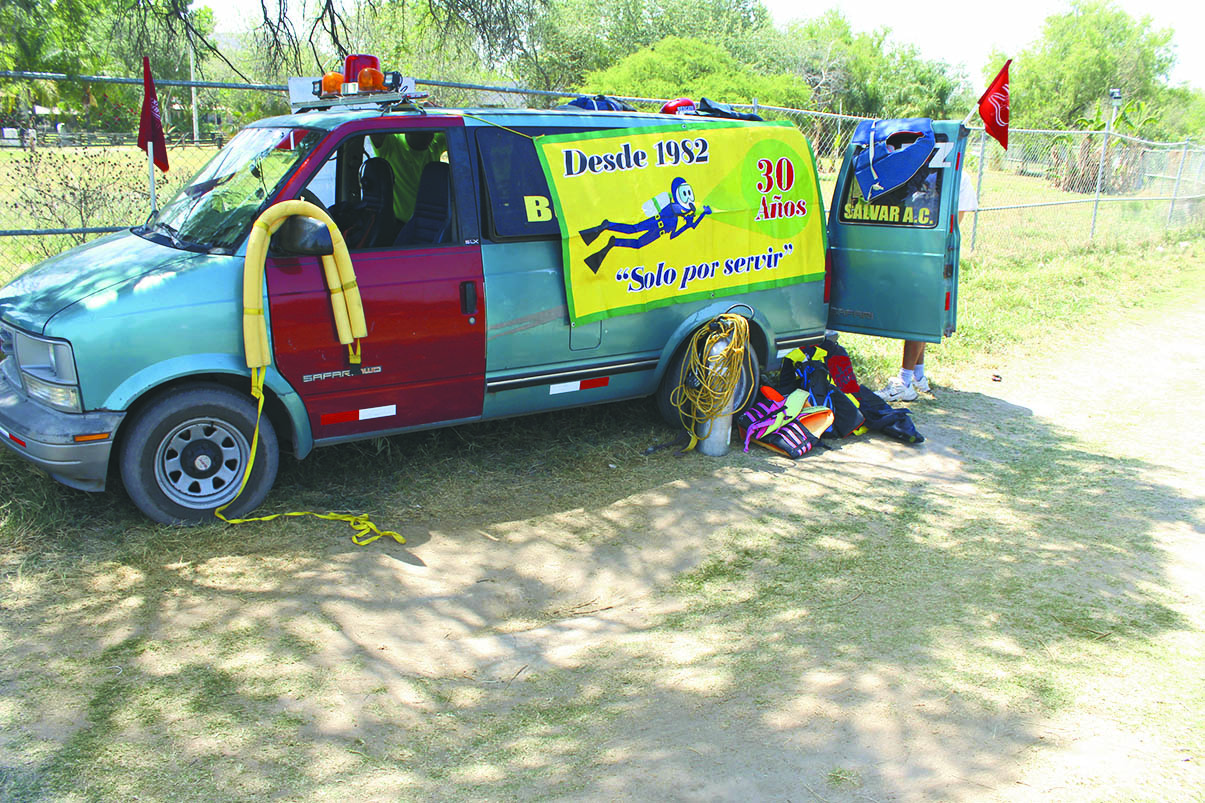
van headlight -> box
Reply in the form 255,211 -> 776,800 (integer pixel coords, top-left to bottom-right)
3,324 -> 82,413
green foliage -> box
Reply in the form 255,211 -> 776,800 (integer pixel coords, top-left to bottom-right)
0,0 -> 107,74
0,0 -> 214,132
581,36 -> 811,108
0,0 -> 113,122
344,2 -> 507,105
1075,98 -> 1160,138
733,10 -> 966,117
515,0 -> 773,91
1005,0 -> 1174,129
1154,87 -> 1205,141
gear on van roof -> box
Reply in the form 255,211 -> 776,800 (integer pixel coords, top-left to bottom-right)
660,97 -> 698,115
559,95 -> 636,112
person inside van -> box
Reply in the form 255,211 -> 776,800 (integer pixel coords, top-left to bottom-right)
370,130 -> 447,222
877,170 -> 978,402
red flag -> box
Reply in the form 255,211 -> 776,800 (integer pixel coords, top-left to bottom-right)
137,56 -> 169,172
978,59 -> 1011,150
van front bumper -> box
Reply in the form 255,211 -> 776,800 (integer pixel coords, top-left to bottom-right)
0,378 -> 125,492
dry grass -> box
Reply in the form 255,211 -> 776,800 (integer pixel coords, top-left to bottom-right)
1,172 -> 1204,801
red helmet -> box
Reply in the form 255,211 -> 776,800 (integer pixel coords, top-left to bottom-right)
660,97 -> 697,116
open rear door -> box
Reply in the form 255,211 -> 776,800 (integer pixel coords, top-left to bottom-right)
826,120 -> 968,343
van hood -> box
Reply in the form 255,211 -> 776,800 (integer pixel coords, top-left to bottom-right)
0,231 -> 204,335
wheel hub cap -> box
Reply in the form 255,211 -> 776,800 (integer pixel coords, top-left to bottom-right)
154,417 -> 250,509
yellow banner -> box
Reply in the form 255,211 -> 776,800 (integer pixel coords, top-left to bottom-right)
535,121 -> 826,323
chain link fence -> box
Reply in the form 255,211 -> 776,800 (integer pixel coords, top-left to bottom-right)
963,127 -> 1205,257
2,72 -> 1202,281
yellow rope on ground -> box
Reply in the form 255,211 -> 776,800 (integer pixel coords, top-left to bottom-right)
215,203 -> 404,546
670,313 -> 754,451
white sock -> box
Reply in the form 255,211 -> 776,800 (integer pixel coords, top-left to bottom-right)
899,368 -> 915,386
913,363 -> 925,381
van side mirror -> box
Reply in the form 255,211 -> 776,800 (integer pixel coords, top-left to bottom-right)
270,215 -> 334,256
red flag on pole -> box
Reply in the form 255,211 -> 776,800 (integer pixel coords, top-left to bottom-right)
978,59 -> 1011,150
137,56 -> 169,172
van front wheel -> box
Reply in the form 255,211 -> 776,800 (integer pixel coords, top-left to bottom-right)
120,385 -> 279,524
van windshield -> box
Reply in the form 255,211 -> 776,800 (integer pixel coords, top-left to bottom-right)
140,126 -> 324,251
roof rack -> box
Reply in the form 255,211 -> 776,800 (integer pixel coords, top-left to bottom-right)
291,90 -> 430,114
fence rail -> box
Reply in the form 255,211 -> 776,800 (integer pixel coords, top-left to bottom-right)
1,71 -> 1202,279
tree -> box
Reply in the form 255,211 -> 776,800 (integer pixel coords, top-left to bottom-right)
118,0 -> 549,76
580,36 -> 811,108
1156,87 -> 1205,141
513,0 -> 773,91
340,2 -> 508,105
1003,0 -> 1174,129
0,0 -> 216,131
0,0 -> 113,123
729,11 -> 967,118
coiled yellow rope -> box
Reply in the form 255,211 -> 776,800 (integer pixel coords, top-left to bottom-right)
670,313 -> 754,451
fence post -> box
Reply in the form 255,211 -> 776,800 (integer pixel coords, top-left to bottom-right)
189,36 -> 200,144
837,101 -> 843,163
1167,139 -> 1190,227
972,131 -> 986,250
1090,106 -> 1117,240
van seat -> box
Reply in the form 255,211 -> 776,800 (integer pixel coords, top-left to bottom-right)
330,157 -> 399,248
394,162 -> 451,246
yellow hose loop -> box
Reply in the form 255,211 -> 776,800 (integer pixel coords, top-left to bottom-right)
670,313 -> 755,451
242,200 -> 367,368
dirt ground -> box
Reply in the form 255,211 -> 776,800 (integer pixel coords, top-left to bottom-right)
374,304 -> 1205,801
3,296 -> 1203,801
307,298 -> 1205,801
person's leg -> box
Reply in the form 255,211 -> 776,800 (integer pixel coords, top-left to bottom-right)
877,340 -> 922,402
905,341 -> 931,393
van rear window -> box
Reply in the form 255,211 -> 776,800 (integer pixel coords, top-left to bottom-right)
476,127 -> 563,240
838,161 -> 943,228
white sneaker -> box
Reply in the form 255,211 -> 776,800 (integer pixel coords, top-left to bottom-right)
876,376 -> 917,402
913,376 -> 931,394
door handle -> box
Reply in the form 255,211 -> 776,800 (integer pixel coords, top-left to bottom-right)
459,281 -> 478,315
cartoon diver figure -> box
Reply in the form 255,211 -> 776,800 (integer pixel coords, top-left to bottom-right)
579,177 -> 712,274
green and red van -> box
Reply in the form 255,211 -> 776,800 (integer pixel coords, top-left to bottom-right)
0,63 -> 968,523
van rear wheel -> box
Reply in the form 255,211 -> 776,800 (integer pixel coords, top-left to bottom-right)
120,385 -> 278,524
656,334 -> 760,426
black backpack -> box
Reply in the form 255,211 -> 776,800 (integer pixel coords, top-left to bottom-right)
778,352 -> 865,438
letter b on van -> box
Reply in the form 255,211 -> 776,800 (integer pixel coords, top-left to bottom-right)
524,195 -> 553,222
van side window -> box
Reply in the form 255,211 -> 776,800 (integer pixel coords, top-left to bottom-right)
298,130 -> 455,250
838,158 -> 944,229
476,127 -> 561,240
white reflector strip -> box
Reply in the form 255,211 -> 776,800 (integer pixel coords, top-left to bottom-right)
359,405 -> 396,420
549,376 -> 609,395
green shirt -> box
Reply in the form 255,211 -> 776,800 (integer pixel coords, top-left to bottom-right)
372,132 -> 448,221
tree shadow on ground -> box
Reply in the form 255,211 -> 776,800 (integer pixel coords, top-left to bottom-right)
0,388 -> 1200,800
